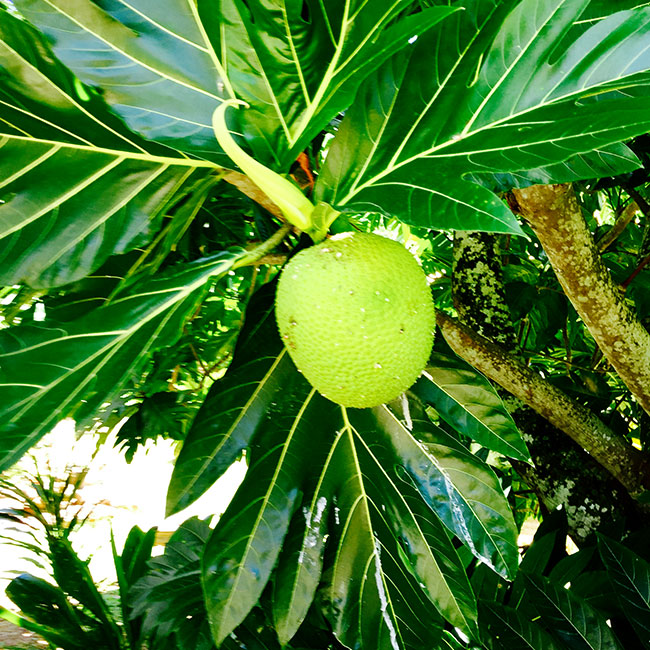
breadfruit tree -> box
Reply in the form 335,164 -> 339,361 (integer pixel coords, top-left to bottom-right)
1,0 -> 650,648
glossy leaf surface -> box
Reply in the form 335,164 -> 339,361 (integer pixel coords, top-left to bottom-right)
316,0 -> 650,233
12,0 -> 232,160
415,351 -> 530,461
374,408 -> 519,579
524,572 -> 624,650
598,534 -> 650,648
226,1 -> 459,166
202,381 -> 331,645
0,7 -> 219,288
0,252 -> 241,470
201,391 -> 517,647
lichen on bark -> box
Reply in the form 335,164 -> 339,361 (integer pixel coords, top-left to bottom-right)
448,228 -> 650,537
513,183 -> 650,418
452,232 -> 516,348
437,311 -> 650,499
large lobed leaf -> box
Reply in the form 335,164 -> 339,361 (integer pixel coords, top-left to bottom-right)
0,7 -> 220,289
194,348 -> 517,647
316,0 -> 650,234
224,0 -> 460,166
0,251 -> 242,471
12,0 -> 458,168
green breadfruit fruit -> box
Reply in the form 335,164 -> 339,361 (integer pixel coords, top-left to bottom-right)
275,231 -> 436,408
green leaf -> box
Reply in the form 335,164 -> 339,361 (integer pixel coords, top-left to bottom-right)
130,517 -> 215,650
548,547 -> 596,587
202,380 -> 332,646
5,574 -> 92,650
0,136 -> 217,288
47,537 -> 120,641
597,534 -> 650,648
12,0 -> 458,171
373,407 -> 519,579
344,408 -> 479,637
273,406 -> 477,644
523,572 -> 624,650
319,411 -> 443,650
271,427 -> 340,645
414,351 -> 530,461
166,283 -> 295,516
479,600 -> 562,650
12,0 -> 232,160
316,0 -> 650,234
224,1 -> 460,167
510,532 -> 559,608
471,562 -> 508,603
112,525 -> 157,648
475,142 -> 642,193
0,8 -> 220,288
0,251 -> 241,471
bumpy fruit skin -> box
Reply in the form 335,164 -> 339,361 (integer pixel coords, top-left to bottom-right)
275,231 -> 435,408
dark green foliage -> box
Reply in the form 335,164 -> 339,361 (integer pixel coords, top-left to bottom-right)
3,1 -> 650,649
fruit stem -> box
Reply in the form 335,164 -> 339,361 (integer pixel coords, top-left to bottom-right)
212,100 -> 315,231
234,223 -> 293,269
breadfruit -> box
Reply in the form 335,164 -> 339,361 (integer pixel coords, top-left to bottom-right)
275,231 -> 435,408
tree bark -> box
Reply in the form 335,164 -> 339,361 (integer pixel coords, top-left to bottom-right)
512,183 -> 650,417
452,232 -> 517,348
437,311 -> 650,498
449,232 -> 646,539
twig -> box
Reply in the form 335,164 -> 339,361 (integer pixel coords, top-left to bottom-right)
621,253 -> 650,290
596,200 -> 639,252
233,223 -> 293,269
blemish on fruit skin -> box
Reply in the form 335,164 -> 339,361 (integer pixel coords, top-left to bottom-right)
290,319 -> 298,326
374,362 -> 382,369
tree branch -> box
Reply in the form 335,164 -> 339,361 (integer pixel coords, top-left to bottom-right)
222,170 -> 284,219
596,199 -> 638,252
512,183 -> 650,418
436,311 -> 650,497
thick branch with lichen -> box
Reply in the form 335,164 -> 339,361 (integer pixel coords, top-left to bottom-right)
452,232 -> 517,348
436,311 -> 650,497
450,232 -> 640,538
512,183 -> 650,417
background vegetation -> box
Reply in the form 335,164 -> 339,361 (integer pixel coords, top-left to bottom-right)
1,0 -> 650,648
